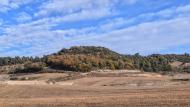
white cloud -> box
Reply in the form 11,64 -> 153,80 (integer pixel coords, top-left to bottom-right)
16,12 -> 32,22
54,8 -> 114,23
0,0 -> 9,5
0,0 -> 33,12
2,16 -> 190,56
0,2 -> 190,56
36,0 -> 112,16
176,4 -> 190,12
34,0 -> 139,22
122,0 -> 139,5
98,4 -> 190,33
68,17 -> 190,54
0,19 -> 3,25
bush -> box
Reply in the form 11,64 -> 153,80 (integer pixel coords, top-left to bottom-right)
77,63 -> 92,72
14,62 -> 46,73
183,67 -> 190,73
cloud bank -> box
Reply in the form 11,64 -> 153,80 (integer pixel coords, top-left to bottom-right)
0,0 -> 190,56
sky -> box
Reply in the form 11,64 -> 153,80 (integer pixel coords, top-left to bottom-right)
0,0 -> 190,56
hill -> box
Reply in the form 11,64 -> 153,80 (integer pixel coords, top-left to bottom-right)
47,46 -> 190,73
0,46 -> 190,73
47,46 -> 134,72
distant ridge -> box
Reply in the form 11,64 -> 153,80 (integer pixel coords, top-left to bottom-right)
0,46 -> 190,73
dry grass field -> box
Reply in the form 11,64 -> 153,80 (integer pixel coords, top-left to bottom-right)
0,70 -> 190,107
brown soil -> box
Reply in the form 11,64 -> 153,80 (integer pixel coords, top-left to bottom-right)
0,71 -> 190,107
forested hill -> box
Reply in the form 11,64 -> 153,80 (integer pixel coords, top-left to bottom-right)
0,46 -> 190,73
47,46 -> 131,72
47,46 -> 190,72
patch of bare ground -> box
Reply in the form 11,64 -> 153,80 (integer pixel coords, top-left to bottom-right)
0,70 -> 190,107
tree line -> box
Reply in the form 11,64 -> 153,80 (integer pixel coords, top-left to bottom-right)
0,56 -> 47,66
47,46 -> 190,72
0,46 -> 190,73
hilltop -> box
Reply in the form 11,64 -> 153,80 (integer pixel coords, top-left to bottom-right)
47,46 -> 133,72
57,46 -> 120,56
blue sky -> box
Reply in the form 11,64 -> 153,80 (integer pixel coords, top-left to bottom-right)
0,0 -> 190,56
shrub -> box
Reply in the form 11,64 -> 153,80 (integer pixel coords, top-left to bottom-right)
14,62 -> 46,73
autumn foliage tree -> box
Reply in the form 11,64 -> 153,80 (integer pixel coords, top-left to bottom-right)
47,46 -> 134,72
0,46 -> 190,73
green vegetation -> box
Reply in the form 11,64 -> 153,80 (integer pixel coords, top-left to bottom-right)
0,46 -> 190,73
0,56 -> 47,66
14,62 -> 46,73
127,54 -> 171,72
47,46 -> 133,72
